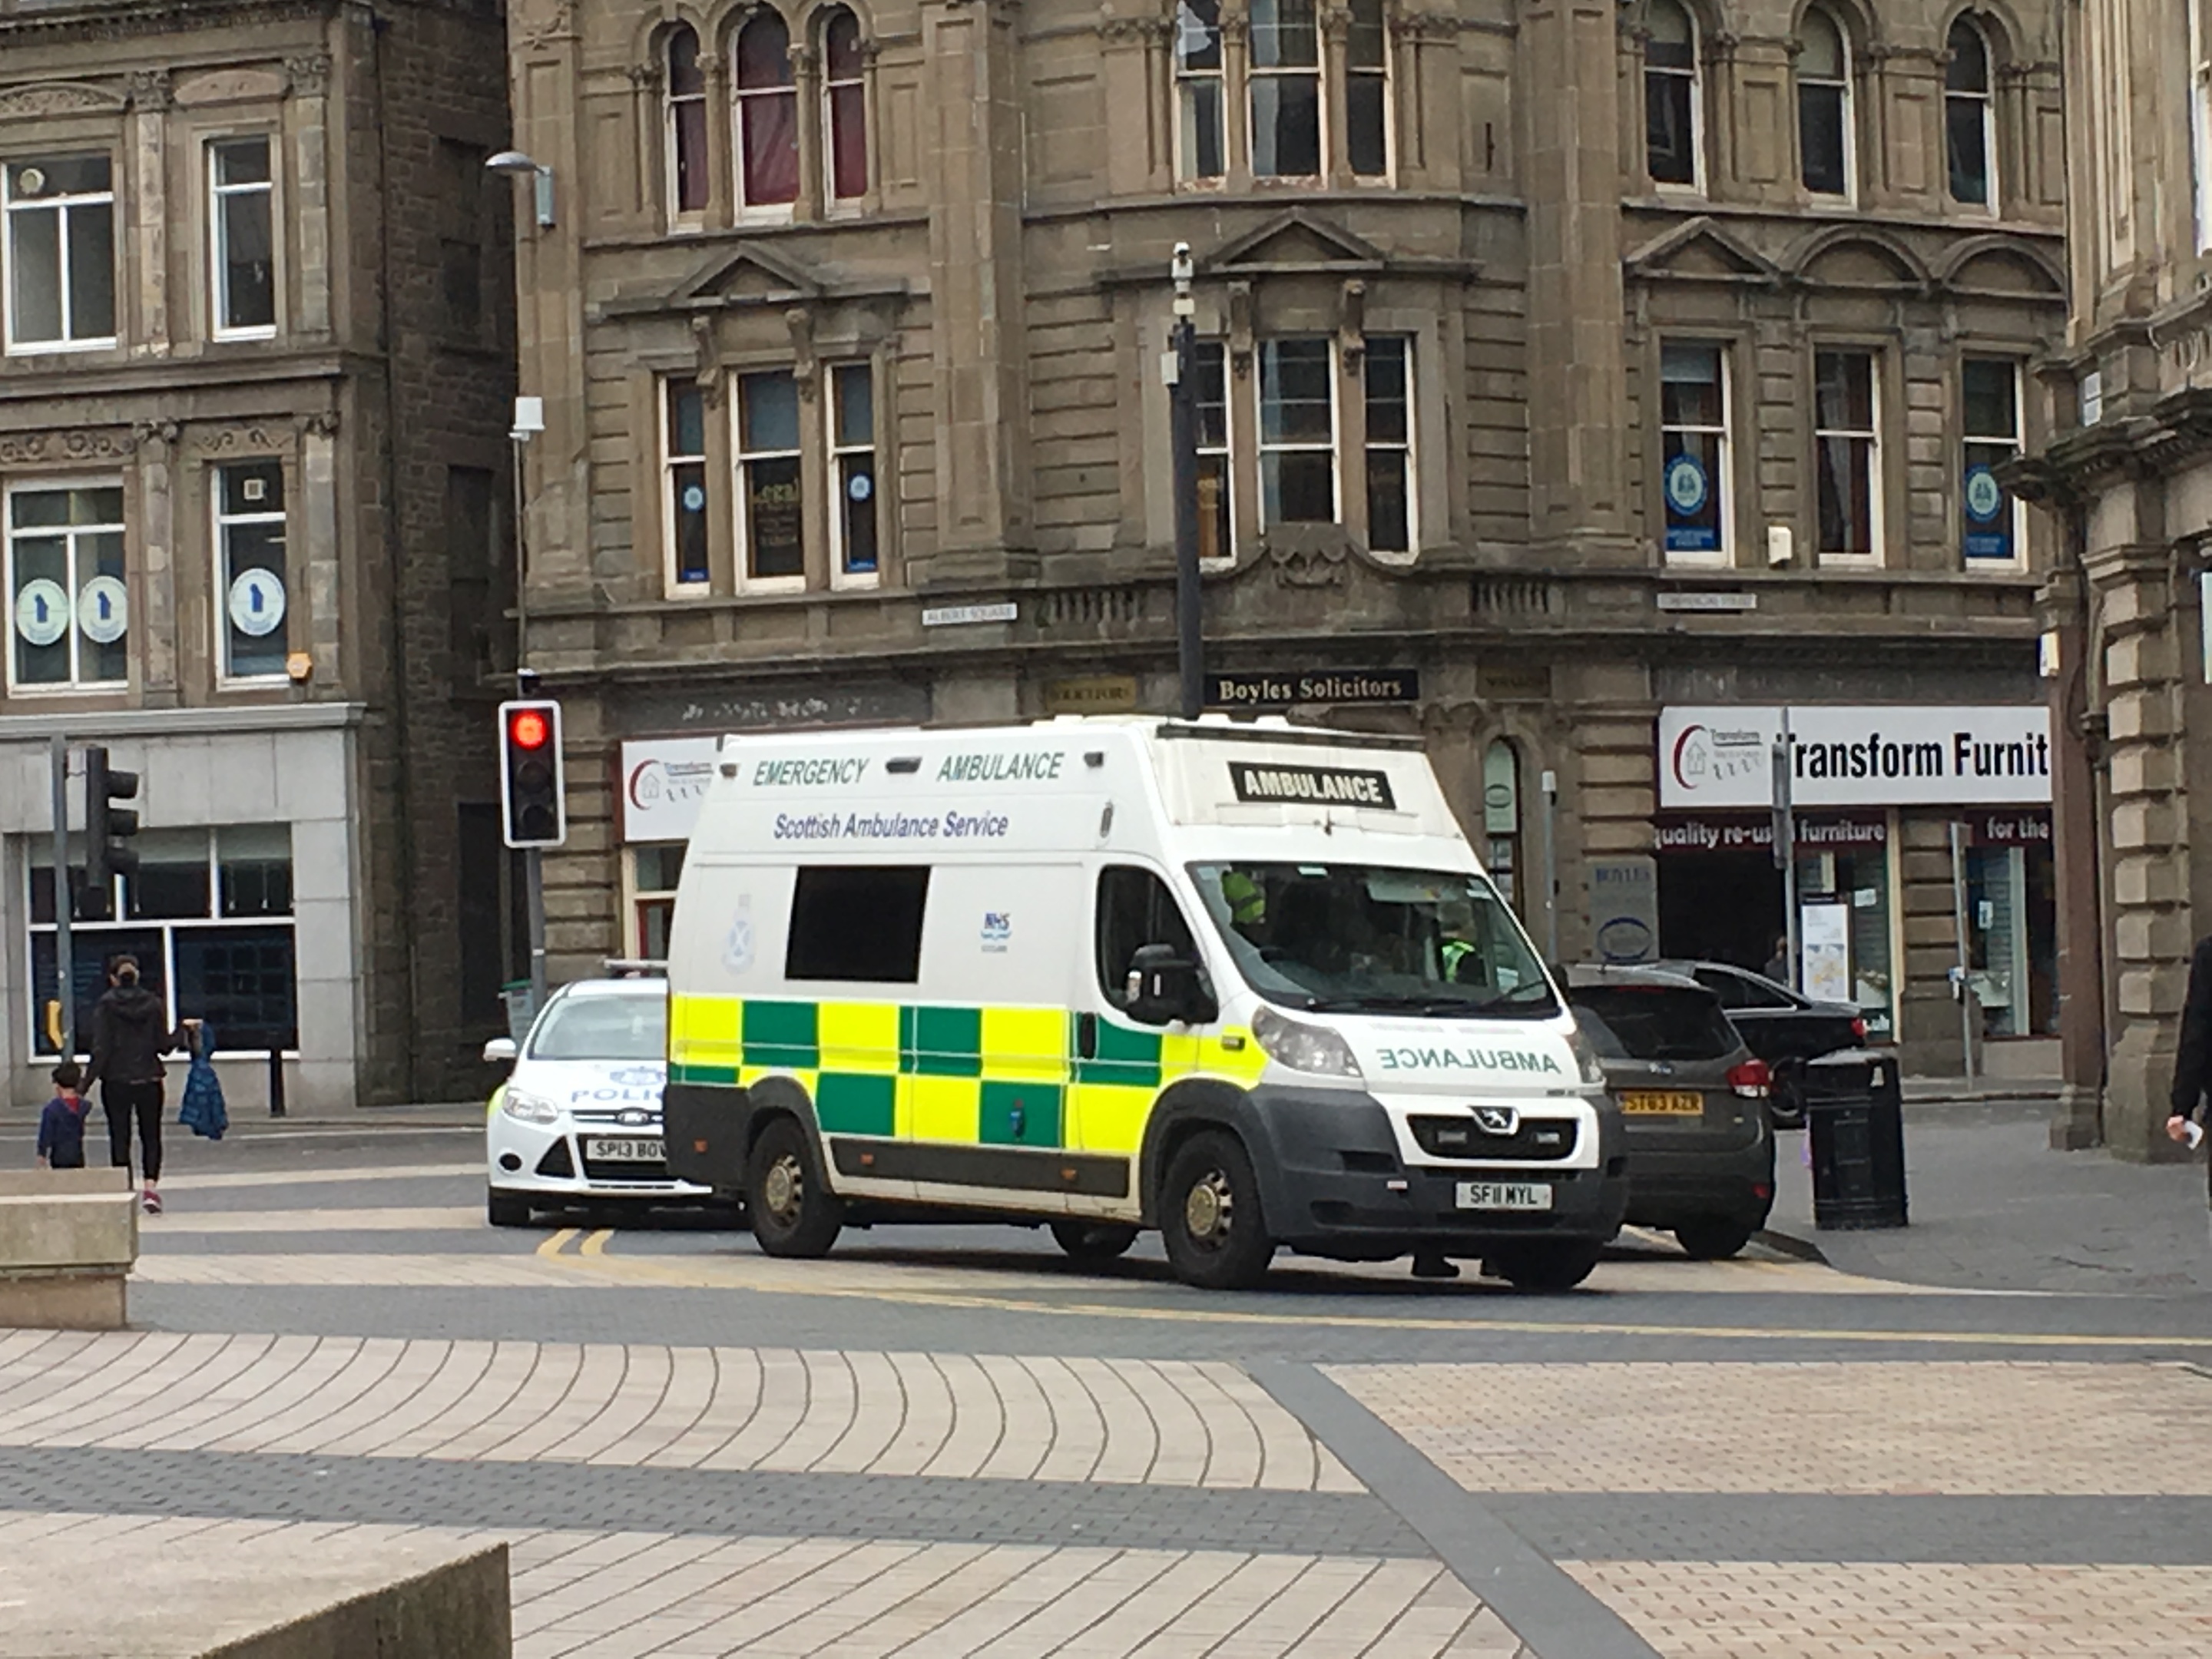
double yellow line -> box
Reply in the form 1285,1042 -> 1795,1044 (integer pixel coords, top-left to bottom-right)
535,1227 -> 613,1258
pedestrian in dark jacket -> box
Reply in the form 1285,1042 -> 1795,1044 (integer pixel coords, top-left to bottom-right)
36,1061 -> 88,1171
83,956 -> 198,1215
2167,933 -> 2212,1214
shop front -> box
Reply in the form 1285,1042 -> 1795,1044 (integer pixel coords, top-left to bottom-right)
1654,705 -> 2055,1060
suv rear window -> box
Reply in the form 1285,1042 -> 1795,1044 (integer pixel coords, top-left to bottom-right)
1570,985 -> 1739,1062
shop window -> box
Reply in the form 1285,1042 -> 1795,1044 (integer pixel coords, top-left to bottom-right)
4,155 -> 115,353
1257,338 -> 1336,526
663,379 -> 711,592
7,482 -> 127,690
734,12 -> 800,211
830,363 -> 879,587
1945,17 -> 1995,208
1644,0 -> 1700,189
1174,0 -> 1227,183
1248,0 -> 1323,177
1813,349 -> 1879,561
1659,343 -> 1728,561
737,369 -> 805,586
1967,842 -> 2055,1038
209,137 -> 276,337
1796,9 -> 1852,198
1962,357 -> 2022,564
1194,340 -> 1234,565
1346,0 -> 1390,178
1095,866 -> 1200,1009
29,825 -> 298,1055
1365,336 -> 1414,556
630,843 -> 686,961
786,866 -> 928,982
1483,740 -> 1521,908
823,9 -> 869,204
666,25 -> 710,221
1795,846 -> 1892,1038
215,460 -> 288,680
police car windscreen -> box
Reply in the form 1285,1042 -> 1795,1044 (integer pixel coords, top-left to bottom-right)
1189,863 -> 1556,1018
529,994 -> 667,1061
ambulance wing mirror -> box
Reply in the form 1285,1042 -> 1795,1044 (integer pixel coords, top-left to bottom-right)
1125,944 -> 1218,1028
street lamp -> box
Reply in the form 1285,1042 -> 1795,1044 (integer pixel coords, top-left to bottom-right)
1167,243 -> 1203,720
486,148 -> 555,228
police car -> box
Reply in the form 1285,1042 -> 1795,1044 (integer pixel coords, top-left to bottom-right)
484,971 -> 713,1226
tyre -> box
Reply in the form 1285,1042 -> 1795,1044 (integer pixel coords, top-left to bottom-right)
1157,1130 -> 1273,1290
1674,1217 -> 1755,1260
1768,1065 -> 1807,1128
746,1115 -> 843,1258
1488,1243 -> 1601,1293
486,1189 -> 533,1228
1050,1220 -> 1140,1262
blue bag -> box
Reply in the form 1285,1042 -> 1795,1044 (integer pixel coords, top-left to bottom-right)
178,1024 -> 228,1141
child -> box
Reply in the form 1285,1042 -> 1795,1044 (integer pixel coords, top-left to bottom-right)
37,1061 -> 89,1171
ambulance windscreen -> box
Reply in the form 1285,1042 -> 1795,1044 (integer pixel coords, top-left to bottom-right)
1189,863 -> 1557,1019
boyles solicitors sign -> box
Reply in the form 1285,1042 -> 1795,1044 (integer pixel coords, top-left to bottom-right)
1657,706 -> 2053,810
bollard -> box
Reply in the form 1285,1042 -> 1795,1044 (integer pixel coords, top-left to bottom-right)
269,1045 -> 286,1118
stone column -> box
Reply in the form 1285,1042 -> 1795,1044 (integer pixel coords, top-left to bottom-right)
790,43 -> 823,220
2040,548 -> 2108,1148
301,412 -> 343,687
124,71 -> 170,356
286,55 -> 333,337
131,422 -> 179,703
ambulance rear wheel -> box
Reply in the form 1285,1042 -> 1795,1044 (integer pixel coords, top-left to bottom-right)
1050,1220 -> 1139,1263
1160,1131 -> 1273,1290
747,1116 -> 843,1258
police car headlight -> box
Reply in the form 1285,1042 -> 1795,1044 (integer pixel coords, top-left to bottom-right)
502,1090 -> 562,1125
1251,1005 -> 1362,1079
1568,1027 -> 1607,1089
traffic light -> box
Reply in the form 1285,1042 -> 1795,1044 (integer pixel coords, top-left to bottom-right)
81,744 -> 139,920
498,699 -> 565,848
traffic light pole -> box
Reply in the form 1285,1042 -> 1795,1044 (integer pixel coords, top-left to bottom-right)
525,844 -> 548,1016
48,736 -> 72,1060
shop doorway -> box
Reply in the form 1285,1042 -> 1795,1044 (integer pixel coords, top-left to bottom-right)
1657,853 -> 1783,972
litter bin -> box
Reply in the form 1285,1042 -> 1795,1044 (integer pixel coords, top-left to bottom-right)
502,981 -> 538,1045
1803,1049 -> 1908,1230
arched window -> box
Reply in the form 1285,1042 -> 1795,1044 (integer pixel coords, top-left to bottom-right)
1484,740 -> 1522,908
734,12 -> 800,210
1346,0 -> 1389,177
1796,8 -> 1851,197
1945,17 -> 1994,207
1645,1 -> 1700,188
665,25 -> 710,218
822,8 -> 867,203
1174,0 -> 1227,182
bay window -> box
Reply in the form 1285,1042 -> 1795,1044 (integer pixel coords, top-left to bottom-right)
7,482 -> 127,689
5,155 -> 115,352
735,13 -> 800,210
1813,350 -> 1879,560
1257,339 -> 1336,525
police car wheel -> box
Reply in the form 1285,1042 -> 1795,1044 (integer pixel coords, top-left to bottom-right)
1050,1220 -> 1139,1263
487,1190 -> 534,1228
1488,1243 -> 1601,1293
1160,1131 -> 1273,1290
747,1116 -> 843,1258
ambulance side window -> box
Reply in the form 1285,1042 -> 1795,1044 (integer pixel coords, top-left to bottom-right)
786,865 -> 930,982
1095,866 -> 1197,1011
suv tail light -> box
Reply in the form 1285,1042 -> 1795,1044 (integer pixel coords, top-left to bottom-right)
1851,1017 -> 1868,1041
1727,1058 -> 1772,1099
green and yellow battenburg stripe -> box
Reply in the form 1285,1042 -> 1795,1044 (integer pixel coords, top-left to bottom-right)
669,996 -> 1267,1156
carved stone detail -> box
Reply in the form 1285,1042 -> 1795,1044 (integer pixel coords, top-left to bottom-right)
133,419 -> 182,449
1267,541 -> 1349,588
690,316 -> 724,405
516,0 -> 576,50
284,55 -> 332,97
0,82 -> 127,121
124,69 -> 173,111
786,306 -> 818,396
298,411 -> 340,439
189,424 -> 296,457
0,429 -> 137,463
175,67 -> 290,108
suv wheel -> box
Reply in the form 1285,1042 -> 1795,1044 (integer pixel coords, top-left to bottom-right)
746,1116 -> 843,1258
1158,1131 -> 1273,1290
1050,1220 -> 1140,1263
1488,1243 -> 1601,1293
1674,1217 -> 1754,1260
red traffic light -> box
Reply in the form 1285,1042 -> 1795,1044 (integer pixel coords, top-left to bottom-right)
508,708 -> 551,750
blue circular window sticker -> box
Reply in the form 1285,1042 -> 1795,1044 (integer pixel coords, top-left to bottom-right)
848,473 -> 873,503
1964,465 -> 2004,523
1664,454 -> 1709,516
681,483 -> 707,513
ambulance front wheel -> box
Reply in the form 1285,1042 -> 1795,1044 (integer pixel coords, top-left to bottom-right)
747,1116 -> 843,1258
1159,1130 -> 1274,1290
1050,1220 -> 1139,1263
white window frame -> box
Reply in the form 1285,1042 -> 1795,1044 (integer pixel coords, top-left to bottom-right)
1658,341 -> 1731,568
2,155 -> 117,355
207,135 -> 277,340
2193,0 -> 2212,253
1796,8 -> 1854,202
5,478 -> 127,692
1812,348 -> 1882,566
661,378 -> 711,596
1344,0 -> 1392,182
732,15 -> 800,221
625,843 -> 686,961
1255,336 -> 1341,530
664,25 -> 710,229
733,369 -> 807,594
1247,0 -> 1326,180
1961,356 -> 2027,571
827,361 -> 879,591
1644,0 -> 1704,194
212,459 -> 289,683
1945,18 -> 1998,214
1363,334 -> 1416,562
1172,0 -> 1228,185
1193,339 -> 1236,569
821,7 -> 870,208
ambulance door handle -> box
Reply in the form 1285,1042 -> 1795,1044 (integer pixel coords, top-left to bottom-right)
1076,1013 -> 1098,1060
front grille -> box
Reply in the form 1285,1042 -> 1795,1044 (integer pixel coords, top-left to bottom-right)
580,1156 -> 676,1183
1409,1114 -> 1578,1161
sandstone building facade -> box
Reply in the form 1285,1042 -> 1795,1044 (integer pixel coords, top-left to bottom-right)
508,0 -> 2069,1073
0,0 -> 516,1109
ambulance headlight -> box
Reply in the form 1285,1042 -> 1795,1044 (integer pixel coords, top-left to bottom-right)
502,1089 -> 562,1125
1568,1026 -> 1607,1089
1251,1005 -> 1362,1079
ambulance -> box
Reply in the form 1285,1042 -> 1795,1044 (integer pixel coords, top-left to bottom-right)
664,717 -> 1628,1290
